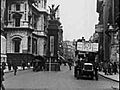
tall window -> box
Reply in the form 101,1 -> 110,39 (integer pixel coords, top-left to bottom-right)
25,3 -> 27,20
28,37 -> 31,52
9,5 -> 11,10
32,38 -> 37,54
16,4 -> 20,11
25,3 -> 27,10
15,18 -> 20,26
9,14 -> 11,20
13,38 -> 21,53
8,5 -> 11,21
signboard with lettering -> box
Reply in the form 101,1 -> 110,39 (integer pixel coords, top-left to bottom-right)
92,43 -> 99,52
77,42 -> 83,51
77,42 -> 98,52
50,36 -> 54,56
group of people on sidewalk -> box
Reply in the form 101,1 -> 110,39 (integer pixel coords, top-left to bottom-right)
1,60 -> 32,75
99,61 -> 118,75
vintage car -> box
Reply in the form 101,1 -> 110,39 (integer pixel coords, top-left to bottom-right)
80,63 -> 94,78
74,62 -> 95,79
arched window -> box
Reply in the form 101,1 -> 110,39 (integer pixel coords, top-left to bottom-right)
13,38 -> 21,53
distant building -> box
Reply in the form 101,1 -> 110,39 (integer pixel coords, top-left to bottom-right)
63,40 -> 75,60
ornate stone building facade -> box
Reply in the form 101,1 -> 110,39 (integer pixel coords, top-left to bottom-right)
96,0 -> 119,63
4,0 -> 49,65
1,0 -> 7,62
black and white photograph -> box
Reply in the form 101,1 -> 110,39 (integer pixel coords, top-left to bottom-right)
1,0 -> 119,90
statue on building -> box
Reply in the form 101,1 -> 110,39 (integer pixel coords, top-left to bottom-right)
48,4 -> 60,20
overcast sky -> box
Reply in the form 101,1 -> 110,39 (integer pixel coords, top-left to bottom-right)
47,0 -> 99,41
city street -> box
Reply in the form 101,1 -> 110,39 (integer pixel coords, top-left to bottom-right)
1,0 -> 119,90
4,65 -> 119,90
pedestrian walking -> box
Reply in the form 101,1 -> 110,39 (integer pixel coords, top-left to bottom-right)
113,62 -> 118,75
99,62 -> 103,71
103,61 -> 108,75
43,56 -> 47,71
0,63 -> 5,90
21,60 -> 26,70
93,60 -> 99,80
32,60 -> 36,71
27,62 -> 30,69
2,61 -> 6,70
108,62 -> 113,75
8,60 -> 12,71
13,64 -> 18,75
67,59 -> 73,70
41,57 -> 46,71
35,61 -> 39,71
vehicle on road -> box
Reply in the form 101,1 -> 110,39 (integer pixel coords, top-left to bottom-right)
74,62 -> 94,79
74,39 -> 99,80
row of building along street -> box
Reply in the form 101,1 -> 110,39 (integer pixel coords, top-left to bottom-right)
1,0 -> 119,90
1,0 -> 63,70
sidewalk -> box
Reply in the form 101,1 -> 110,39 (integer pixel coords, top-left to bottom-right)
98,72 -> 119,82
4,66 -> 29,73
98,72 -> 119,90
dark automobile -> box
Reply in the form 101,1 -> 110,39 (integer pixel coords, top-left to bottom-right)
74,62 -> 97,80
